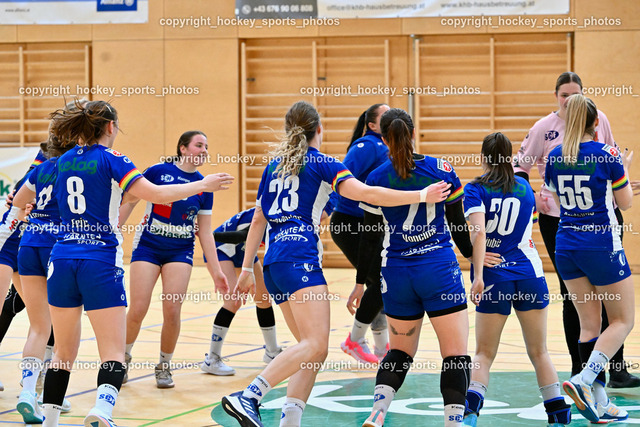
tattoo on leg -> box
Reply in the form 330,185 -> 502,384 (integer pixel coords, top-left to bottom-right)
390,324 -> 417,336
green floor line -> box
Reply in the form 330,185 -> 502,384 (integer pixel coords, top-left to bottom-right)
137,402 -> 220,426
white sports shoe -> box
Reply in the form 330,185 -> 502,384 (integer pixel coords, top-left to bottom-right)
17,389 -> 44,424
84,407 -> 117,426
263,346 -> 283,364
201,353 -> 235,376
38,395 -> 72,412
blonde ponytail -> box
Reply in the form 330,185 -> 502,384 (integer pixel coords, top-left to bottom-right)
563,94 -> 597,165
271,101 -> 320,179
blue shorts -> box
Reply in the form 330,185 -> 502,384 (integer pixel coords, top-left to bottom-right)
263,262 -> 327,305
555,249 -> 631,286
131,243 -> 193,266
476,277 -> 549,315
18,246 -> 52,277
381,258 -> 467,320
0,243 -> 18,272
47,259 -> 127,310
215,249 -> 258,269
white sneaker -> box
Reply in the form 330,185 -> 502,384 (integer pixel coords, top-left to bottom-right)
17,389 -> 44,424
263,346 -> 283,364
362,409 -> 385,427
201,353 -> 235,376
155,363 -> 175,389
84,407 -> 117,426
38,395 -> 72,412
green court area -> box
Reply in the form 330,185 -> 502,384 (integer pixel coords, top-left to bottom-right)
212,372 -> 640,426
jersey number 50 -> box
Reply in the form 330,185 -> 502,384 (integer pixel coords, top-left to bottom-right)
268,175 -> 300,215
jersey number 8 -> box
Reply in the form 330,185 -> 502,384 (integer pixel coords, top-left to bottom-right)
66,177 -> 87,214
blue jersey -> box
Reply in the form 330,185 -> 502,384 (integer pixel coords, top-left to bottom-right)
545,141 -> 628,251
363,156 -> 463,267
257,147 -> 354,267
21,158 -> 62,248
335,131 -> 389,218
0,179 -> 27,256
464,176 -> 544,282
51,144 -> 142,267
215,207 -> 255,260
31,150 -> 47,168
132,162 -> 213,252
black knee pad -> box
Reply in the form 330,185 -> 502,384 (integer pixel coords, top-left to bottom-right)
376,349 -> 413,391
441,355 -> 471,406
97,361 -> 126,392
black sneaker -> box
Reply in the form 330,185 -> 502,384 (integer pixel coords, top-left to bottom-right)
608,364 -> 640,388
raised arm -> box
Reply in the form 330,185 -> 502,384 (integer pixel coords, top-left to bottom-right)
337,178 -> 451,206
126,173 -> 234,205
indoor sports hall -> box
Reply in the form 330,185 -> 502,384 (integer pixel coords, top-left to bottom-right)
1,1 -> 639,426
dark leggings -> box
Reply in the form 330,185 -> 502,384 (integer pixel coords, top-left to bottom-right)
539,212 -> 625,376
0,284 -> 25,342
330,212 -> 383,324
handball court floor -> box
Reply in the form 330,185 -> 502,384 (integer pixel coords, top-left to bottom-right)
1,268 -> 640,426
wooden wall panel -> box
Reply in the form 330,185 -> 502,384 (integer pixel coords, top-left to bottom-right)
92,40 -> 165,260
17,25 -> 91,43
164,39 -> 240,228
0,27 -> 17,43
92,1 -> 163,41
163,0 -> 237,39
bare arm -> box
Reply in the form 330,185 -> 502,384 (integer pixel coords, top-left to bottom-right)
12,185 -> 36,222
468,212 -> 486,306
236,206 -> 268,299
118,199 -> 140,227
126,173 -> 234,205
337,178 -> 451,206
197,214 -> 230,294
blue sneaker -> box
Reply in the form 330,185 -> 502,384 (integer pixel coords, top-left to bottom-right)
219,391 -> 263,427
563,375 -> 599,423
595,399 -> 628,423
463,413 -> 478,426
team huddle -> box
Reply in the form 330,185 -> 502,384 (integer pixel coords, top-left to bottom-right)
0,71 -> 636,427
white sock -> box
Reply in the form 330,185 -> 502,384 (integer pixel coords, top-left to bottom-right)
243,375 -> 272,403
581,351 -> 609,385
21,357 -> 43,393
209,325 -> 229,356
593,381 -> 608,406
279,397 -> 305,426
260,326 -> 279,353
159,351 -> 173,366
372,329 -> 388,354
444,404 -> 465,426
125,343 -> 134,356
351,320 -> 368,343
42,404 -> 62,427
540,382 -> 562,401
44,346 -> 54,363
372,384 -> 395,413
95,383 -> 118,417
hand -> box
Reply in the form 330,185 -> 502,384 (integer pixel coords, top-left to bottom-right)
632,180 -> 640,196
622,148 -> 633,172
484,252 -> 502,267
235,270 -> 256,305
212,269 -> 230,294
469,277 -> 484,306
423,181 -> 451,203
535,192 -> 550,215
346,284 -> 365,315
5,191 -> 14,209
203,173 -> 235,192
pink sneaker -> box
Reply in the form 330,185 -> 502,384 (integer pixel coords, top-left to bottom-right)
375,343 -> 390,361
341,333 -> 379,364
